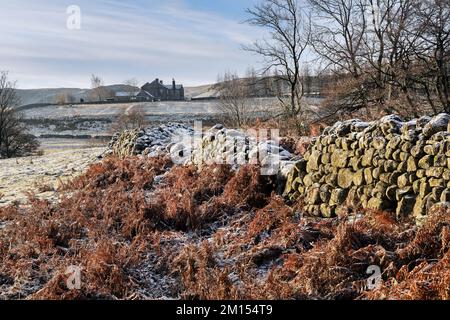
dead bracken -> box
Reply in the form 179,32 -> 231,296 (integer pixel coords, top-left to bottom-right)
0,154 -> 448,300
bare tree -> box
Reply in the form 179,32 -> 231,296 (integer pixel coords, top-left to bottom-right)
123,78 -> 140,97
309,0 -> 366,78
302,63 -> 313,95
90,74 -> 112,101
0,71 -> 39,158
216,71 -> 258,128
414,0 -> 450,112
111,108 -> 148,133
124,78 -> 139,89
244,0 -> 312,123
309,0 -> 450,118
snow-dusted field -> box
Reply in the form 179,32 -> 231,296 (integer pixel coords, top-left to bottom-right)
22,97 -> 322,121
23,101 -> 222,120
0,147 -> 104,206
38,138 -> 107,152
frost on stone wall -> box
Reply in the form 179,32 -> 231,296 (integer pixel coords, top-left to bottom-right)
284,114 -> 450,223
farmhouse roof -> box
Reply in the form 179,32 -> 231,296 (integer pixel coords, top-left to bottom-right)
138,90 -> 155,98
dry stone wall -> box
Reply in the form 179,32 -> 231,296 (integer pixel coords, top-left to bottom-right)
183,124 -> 299,178
107,123 -> 193,158
108,123 -> 298,179
284,114 -> 450,222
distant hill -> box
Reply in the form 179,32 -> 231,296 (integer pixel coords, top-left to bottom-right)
184,84 -> 219,100
15,83 -> 219,106
14,74 -> 327,107
15,84 -> 139,107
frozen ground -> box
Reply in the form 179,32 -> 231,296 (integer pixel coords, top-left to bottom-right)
23,101 -> 222,120
0,147 -> 104,206
38,138 -> 108,152
22,98 -> 322,121
1,98 -> 322,206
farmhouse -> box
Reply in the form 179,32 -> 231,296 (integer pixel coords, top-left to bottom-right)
139,78 -> 185,101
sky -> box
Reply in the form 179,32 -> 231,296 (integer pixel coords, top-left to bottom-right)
0,0 -> 263,89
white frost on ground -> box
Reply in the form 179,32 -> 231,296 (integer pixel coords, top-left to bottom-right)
0,147 -> 104,206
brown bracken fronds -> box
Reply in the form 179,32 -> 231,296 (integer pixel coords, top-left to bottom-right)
0,155 -> 449,300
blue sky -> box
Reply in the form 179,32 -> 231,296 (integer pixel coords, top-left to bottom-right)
0,0 -> 263,89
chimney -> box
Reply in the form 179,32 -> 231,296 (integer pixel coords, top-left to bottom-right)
172,78 -> 176,91
160,80 -> 163,85
155,78 -> 159,84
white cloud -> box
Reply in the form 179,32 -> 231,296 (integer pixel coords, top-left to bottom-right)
0,0 -> 262,88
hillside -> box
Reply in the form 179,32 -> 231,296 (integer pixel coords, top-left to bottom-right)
15,85 -> 139,107
14,83 -> 219,107
184,83 -> 219,99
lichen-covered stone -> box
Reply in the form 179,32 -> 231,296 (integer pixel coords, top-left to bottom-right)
331,151 -> 349,168
401,141 -> 413,153
337,169 -> 354,189
367,197 -> 391,211
443,169 -> 450,180
346,187 -> 358,204
423,113 -> 450,138
398,152 -> 409,162
307,187 -> 321,205
372,167 -> 381,180
319,185 -> 331,202
320,204 -> 336,218
411,144 -> 424,158
432,186 -> 445,201
426,167 -> 444,178
384,160 -> 398,172
418,155 -> 434,169
413,197 -> 426,217
353,170 -> 365,186
416,169 -> 426,178
373,182 -> 389,198
429,178 -> 445,188
361,149 -> 375,167
419,180 -> 431,198
397,161 -> 407,173
306,151 -> 322,173
283,113 -> 450,224
330,188 -> 348,206
379,173 -> 392,184
364,168 -> 374,185
321,152 -> 331,164
398,173 -> 412,188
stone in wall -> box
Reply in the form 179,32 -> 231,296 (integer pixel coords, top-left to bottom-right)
284,113 -> 450,223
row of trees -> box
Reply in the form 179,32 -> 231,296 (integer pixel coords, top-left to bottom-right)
309,0 -> 449,119
221,0 -> 449,131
